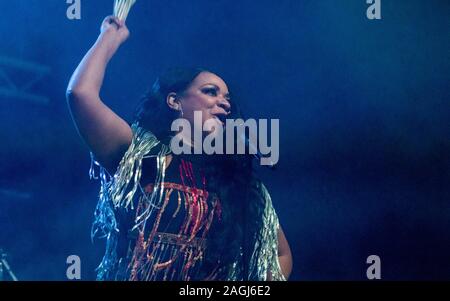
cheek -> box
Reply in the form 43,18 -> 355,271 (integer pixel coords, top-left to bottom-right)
195,92 -> 216,107
185,95 -> 215,114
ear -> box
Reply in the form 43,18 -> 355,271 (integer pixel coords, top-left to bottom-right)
166,92 -> 181,111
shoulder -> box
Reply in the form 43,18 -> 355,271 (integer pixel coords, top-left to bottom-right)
250,178 -> 274,208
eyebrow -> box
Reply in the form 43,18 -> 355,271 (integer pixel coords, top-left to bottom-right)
201,83 -> 231,99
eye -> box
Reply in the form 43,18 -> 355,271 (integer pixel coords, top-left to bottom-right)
202,87 -> 218,96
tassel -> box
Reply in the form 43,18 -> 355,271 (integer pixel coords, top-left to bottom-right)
114,0 -> 137,22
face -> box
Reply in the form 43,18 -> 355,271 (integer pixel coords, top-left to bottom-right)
176,72 -> 232,132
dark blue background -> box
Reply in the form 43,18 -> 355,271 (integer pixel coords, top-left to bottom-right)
0,0 -> 448,280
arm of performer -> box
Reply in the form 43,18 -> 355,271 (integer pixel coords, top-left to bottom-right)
277,226 -> 293,279
66,16 -> 133,173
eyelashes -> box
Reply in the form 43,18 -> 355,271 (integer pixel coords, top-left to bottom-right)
202,87 -> 232,102
202,87 -> 218,96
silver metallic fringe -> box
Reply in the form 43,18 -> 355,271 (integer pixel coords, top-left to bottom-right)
90,122 -> 285,281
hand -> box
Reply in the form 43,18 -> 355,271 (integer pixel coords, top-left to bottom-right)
100,15 -> 130,46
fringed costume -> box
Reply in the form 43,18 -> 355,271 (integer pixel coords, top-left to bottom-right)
90,123 -> 285,281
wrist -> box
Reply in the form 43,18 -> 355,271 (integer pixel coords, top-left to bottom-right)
96,30 -> 122,60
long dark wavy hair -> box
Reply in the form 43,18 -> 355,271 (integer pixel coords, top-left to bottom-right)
134,67 -> 266,279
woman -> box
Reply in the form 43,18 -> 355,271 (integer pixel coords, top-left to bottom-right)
67,16 -> 292,281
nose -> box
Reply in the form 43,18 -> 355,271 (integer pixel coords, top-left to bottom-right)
218,98 -> 231,113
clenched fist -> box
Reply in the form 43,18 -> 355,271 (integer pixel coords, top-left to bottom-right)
100,15 -> 130,46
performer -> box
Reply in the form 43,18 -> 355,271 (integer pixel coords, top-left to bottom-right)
66,15 -> 292,281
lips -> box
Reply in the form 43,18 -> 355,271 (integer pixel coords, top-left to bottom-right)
210,110 -> 228,125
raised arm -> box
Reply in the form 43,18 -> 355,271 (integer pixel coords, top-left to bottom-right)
66,16 -> 133,173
